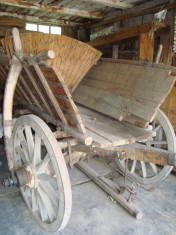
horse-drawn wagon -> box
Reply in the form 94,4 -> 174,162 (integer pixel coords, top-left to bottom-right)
0,28 -> 176,232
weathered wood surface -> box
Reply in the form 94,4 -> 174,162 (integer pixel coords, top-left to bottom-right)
139,32 -> 154,61
116,143 -> 175,166
0,64 -> 86,134
0,0 -> 103,19
73,58 -> 176,128
87,21 -> 167,48
161,86 -> 176,132
83,0 -> 133,9
76,160 -> 143,219
77,105 -> 155,148
72,142 -> 175,166
2,32 -> 102,93
87,1 -> 176,28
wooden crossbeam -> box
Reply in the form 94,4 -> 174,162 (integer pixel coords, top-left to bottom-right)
87,21 -> 167,48
72,143 -> 176,166
0,12 -> 83,26
87,1 -> 176,28
83,0 -> 133,9
0,0 -> 103,19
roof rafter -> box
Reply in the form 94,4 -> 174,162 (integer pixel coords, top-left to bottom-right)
87,0 -> 174,28
83,0 -> 133,9
0,12 -> 84,26
0,0 -> 103,19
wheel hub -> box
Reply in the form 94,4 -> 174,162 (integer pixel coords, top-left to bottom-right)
16,162 -> 38,188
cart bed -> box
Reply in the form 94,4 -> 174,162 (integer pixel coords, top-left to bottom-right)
77,105 -> 155,148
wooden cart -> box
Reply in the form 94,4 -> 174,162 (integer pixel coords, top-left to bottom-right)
1,28 -> 176,233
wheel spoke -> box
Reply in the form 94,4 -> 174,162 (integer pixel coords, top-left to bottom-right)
15,146 -> 27,163
37,173 -> 57,185
32,188 -> 38,212
37,186 -> 56,222
24,126 -> 34,161
149,163 -> 158,174
38,194 -> 48,222
120,158 -> 126,165
13,115 -> 72,232
23,186 -> 31,195
140,161 -> 147,178
40,181 -> 59,207
115,109 -> 175,187
33,134 -> 41,167
130,160 -> 137,173
17,129 -> 30,162
37,154 -> 50,173
145,140 -> 167,145
23,187 -> 32,207
153,124 -> 161,132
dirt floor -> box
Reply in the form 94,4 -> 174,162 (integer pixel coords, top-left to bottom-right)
0,140 -> 176,235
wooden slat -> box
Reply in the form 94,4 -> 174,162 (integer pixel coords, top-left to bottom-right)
34,64 -> 68,125
73,59 -> 176,128
83,0 -> 133,9
23,66 -> 53,116
77,105 -> 155,147
0,0 -> 103,19
39,66 -> 86,134
0,12 -> 83,27
2,32 -> 102,93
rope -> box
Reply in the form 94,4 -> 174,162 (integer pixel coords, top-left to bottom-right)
149,5 -> 165,39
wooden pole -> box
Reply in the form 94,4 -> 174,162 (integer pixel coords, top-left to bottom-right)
77,161 -> 143,219
155,44 -> 163,63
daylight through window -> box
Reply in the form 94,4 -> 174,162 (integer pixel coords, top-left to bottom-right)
25,23 -> 61,35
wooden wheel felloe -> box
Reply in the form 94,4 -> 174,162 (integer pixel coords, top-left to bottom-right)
13,115 -> 72,233
115,109 -> 176,186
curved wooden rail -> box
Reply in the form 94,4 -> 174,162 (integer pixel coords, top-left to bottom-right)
3,28 -> 23,171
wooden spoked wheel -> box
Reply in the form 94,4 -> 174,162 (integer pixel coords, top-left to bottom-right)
13,115 -> 72,233
115,109 -> 176,186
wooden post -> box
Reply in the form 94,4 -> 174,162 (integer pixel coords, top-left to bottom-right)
155,44 -> 163,63
112,45 -> 119,59
139,32 -> 154,61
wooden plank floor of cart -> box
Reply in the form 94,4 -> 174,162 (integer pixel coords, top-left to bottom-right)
0,140 -> 176,235
77,105 -> 155,148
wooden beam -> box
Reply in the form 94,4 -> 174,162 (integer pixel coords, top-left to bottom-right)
139,32 -> 154,61
0,0 -> 103,19
0,12 -> 83,26
87,1 -> 176,28
87,21 -> 167,48
77,161 -> 143,219
72,143 -> 176,166
127,0 -> 170,13
83,0 -> 133,9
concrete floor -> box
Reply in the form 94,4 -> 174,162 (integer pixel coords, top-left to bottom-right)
0,141 -> 176,235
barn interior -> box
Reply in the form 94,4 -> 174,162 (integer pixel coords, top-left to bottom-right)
0,0 -> 176,234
